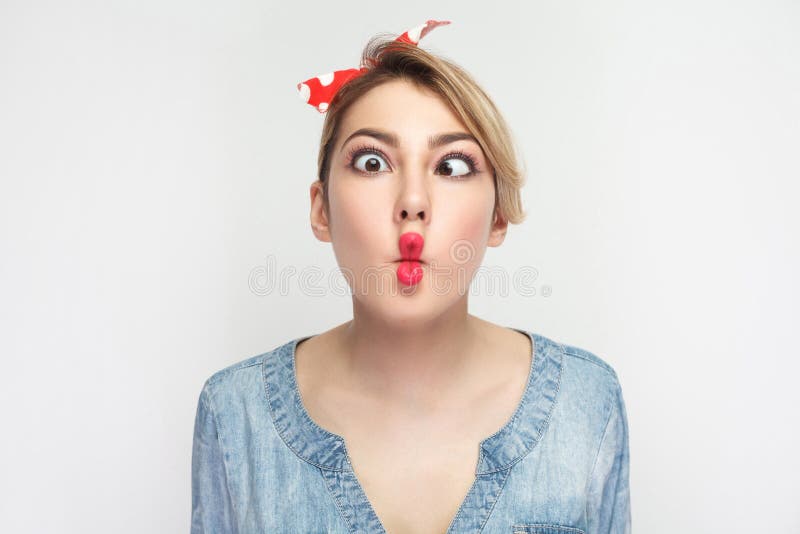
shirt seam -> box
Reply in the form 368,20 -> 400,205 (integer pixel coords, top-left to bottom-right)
206,357 -> 264,387
479,333 -> 565,475
203,380 -> 241,533
478,467 -> 513,532
476,331 -> 538,471
261,352 -> 350,472
319,469 -> 357,533
582,381 -> 620,500
561,347 -> 618,381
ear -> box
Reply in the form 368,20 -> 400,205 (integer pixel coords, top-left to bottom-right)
487,207 -> 508,247
309,180 -> 332,242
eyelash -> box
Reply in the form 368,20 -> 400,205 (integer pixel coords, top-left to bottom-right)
345,144 -> 480,179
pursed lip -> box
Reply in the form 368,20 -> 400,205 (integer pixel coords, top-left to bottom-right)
393,258 -> 427,264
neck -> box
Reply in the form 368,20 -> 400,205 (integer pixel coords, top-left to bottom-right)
338,297 -> 486,413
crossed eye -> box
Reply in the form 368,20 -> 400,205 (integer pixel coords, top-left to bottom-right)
436,158 -> 471,177
353,153 -> 472,177
353,153 -> 389,173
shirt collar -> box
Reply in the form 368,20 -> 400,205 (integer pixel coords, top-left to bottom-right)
263,328 -> 563,474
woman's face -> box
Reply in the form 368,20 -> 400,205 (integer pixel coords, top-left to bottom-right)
310,79 -> 508,325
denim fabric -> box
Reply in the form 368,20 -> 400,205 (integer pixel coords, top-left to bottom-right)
191,329 -> 631,533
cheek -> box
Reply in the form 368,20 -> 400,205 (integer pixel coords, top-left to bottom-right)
436,188 -> 496,283
438,184 -> 495,246
330,179 -> 378,233
327,179 -> 389,265
449,217 -> 491,272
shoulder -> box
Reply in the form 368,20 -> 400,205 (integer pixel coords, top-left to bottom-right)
531,332 -> 624,417
558,339 -> 621,387
204,353 -> 265,388
198,338 -> 298,403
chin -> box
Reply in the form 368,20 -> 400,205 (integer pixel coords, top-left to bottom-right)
376,305 -> 442,330
363,285 -> 460,324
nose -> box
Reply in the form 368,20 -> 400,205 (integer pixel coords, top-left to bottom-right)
394,174 -> 430,224
399,206 -> 426,221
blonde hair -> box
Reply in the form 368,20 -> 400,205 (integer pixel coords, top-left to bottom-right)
316,37 -> 527,225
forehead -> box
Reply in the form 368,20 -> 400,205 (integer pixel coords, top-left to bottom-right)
337,79 -> 468,145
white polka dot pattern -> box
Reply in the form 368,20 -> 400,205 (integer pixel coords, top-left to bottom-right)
295,19 -> 451,114
297,83 -> 311,103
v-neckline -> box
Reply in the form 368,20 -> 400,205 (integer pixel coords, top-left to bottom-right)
262,328 -> 564,533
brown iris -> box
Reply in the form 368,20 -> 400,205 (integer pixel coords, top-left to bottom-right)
365,157 -> 381,172
437,161 -> 454,175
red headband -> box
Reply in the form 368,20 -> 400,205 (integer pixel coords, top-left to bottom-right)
296,19 -> 451,113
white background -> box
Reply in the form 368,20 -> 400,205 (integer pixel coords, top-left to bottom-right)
1,0 -> 798,532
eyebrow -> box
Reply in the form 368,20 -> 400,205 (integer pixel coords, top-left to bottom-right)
339,128 -> 479,152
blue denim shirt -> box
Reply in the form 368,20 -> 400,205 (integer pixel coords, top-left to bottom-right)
191,329 -> 631,533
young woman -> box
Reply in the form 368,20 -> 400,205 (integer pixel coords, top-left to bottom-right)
192,20 -> 631,534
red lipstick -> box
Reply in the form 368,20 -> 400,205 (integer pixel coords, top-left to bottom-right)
396,232 -> 424,286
